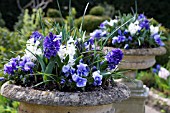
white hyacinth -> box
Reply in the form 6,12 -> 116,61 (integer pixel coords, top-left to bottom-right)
158,67 -> 170,80
128,20 -> 141,36
25,38 -> 42,60
58,37 -> 76,66
150,25 -> 159,35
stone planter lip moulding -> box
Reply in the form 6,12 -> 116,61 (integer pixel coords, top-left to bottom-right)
104,47 -> 166,56
0,82 -> 130,107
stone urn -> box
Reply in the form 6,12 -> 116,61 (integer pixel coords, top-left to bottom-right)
103,46 -> 166,113
1,82 -> 130,113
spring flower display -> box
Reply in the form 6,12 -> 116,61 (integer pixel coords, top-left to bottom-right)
3,28 -> 124,92
91,13 -> 166,49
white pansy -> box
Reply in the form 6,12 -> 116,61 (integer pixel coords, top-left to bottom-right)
108,19 -> 118,26
25,39 -> 42,60
150,25 -> 159,35
158,67 -> 170,80
128,21 -> 141,36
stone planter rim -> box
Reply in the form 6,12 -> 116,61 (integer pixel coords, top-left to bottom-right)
1,82 -> 130,107
104,46 -> 166,56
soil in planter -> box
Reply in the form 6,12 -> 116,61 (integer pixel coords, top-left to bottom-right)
13,75 -> 117,92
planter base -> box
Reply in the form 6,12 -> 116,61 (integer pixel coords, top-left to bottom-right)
18,102 -> 115,113
114,79 -> 149,113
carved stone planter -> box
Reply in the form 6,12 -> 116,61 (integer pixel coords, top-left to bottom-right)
1,82 -> 130,113
103,47 -> 166,113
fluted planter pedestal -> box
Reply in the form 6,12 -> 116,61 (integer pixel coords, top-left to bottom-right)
1,82 -> 130,113
104,47 -> 166,113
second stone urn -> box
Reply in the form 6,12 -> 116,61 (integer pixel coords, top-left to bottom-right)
103,46 -> 166,113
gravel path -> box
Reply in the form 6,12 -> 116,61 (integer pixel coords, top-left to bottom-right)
145,105 -> 160,113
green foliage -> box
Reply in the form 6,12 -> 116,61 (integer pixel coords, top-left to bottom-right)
14,9 -> 44,37
43,17 -> 64,26
0,27 -> 25,75
0,95 -> 19,113
0,12 -> 5,27
47,8 -> 61,18
89,6 -> 105,16
75,15 -> 110,32
136,70 -> 156,88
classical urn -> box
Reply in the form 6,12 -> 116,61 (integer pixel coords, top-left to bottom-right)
1,82 -> 130,113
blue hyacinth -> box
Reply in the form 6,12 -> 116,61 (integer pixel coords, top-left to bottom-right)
43,32 -> 61,59
105,49 -> 123,70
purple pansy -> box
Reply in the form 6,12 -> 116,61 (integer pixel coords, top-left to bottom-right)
62,65 -> 71,77
105,49 -> 123,70
19,56 -> 35,72
72,74 -> 87,87
100,20 -> 109,29
90,29 -> 103,39
138,14 -> 146,20
0,77 -> 5,81
124,44 -> 129,49
137,14 -> 150,30
4,56 -> 20,75
153,34 -> 165,46
128,36 -> 132,41
60,79 -> 66,84
77,63 -> 89,77
43,32 -> 61,59
30,31 -> 43,43
139,19 -> 150,30
92,71 -> 103,86
152,64 -> 161,74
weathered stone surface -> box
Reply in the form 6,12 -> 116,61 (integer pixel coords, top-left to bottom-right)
0,82 -> 130,107
18,102 -> 115,113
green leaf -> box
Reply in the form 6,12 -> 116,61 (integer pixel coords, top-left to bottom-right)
74,55 -> 83,65
64,55 -> 69,64
160,36 -> 167,41
45,57 -> 56,74
100,61 -> 108,70
101,72 -> 111,79
138,38 -> 141,46
55,54 -> 63,67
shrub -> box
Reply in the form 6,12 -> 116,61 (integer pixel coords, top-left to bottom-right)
89,6 -> 105,16
47,8 -> 61,18
75,15 -> 110,32
14,9 -> 44,37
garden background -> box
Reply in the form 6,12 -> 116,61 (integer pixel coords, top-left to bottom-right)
0,0 -> 170,113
